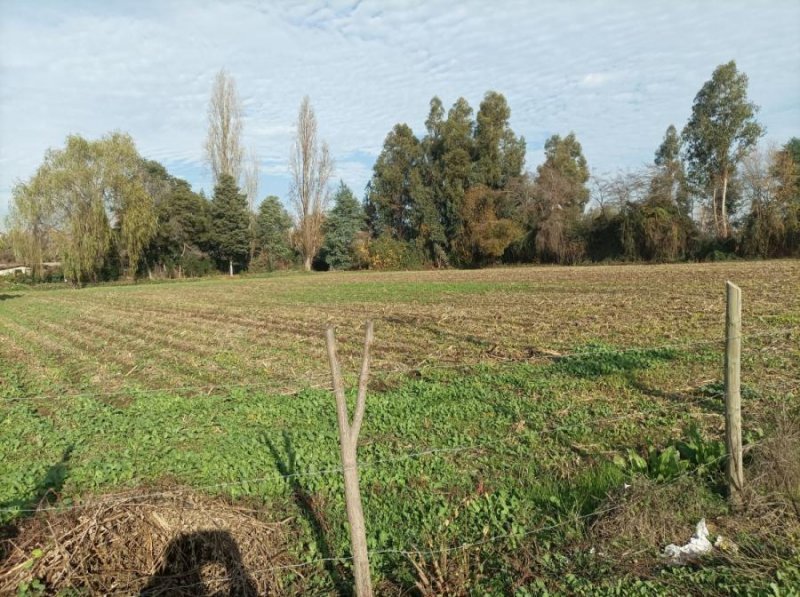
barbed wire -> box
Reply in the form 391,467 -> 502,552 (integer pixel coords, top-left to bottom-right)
0,410 -> 668,515
105,448 -> 739,595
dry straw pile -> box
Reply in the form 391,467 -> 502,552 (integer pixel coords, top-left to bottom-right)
1,490 -> 293,595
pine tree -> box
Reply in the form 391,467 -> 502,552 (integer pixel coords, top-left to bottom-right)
323,182 -> 366,270
255,196 -> 294,271
210,173 -> 250,275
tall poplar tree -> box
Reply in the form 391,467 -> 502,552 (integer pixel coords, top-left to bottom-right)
289,96 -> 332,271
205,69 -> 244,184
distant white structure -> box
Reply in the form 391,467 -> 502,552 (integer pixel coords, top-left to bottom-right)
0,265 -> 31,276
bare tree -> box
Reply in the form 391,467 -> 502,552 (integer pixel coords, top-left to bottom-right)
243,147 -> 260,261
325,321 -> 374,596
289,96 -> 333,271
204,69 -> 244,184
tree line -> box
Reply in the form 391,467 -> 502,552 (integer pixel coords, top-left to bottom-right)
4,61 -> 799,284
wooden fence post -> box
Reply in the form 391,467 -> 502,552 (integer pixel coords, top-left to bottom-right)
325,321 -> 374,597
724,281 -> 744,508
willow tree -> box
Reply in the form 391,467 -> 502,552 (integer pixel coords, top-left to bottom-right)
289,96 -> 332,271
8,133 -> 156,284
205,68 -> 244,184
7,172 -> 57,279
105,133 -> 158,277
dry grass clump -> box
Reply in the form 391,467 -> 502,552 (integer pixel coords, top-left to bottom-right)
0,490 -> 294,595
707,417 -> 800,582
748,409 -> 800,522
408,541 -> 482,597
589,475 -> 723,570
589,414 -> 800,583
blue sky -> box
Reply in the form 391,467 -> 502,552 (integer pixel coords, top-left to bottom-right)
1,0 -> 799,224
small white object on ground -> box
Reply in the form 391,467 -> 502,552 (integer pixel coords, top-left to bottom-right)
662,519 -> 719,565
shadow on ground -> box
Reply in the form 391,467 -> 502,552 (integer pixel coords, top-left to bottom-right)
553,345 -> 677,379
0,447 -> 73,562
139,530 -> 258,596
263,430 -> 351,596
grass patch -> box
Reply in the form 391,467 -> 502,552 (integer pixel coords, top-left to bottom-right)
554,343 -> 679,378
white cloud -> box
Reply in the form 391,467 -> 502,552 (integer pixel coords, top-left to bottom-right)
1,0 -> 799,223
579,72 -> 616,87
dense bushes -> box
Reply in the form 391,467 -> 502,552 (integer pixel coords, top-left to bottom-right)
362,235 -> 428,270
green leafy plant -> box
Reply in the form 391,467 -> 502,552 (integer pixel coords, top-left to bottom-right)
16,578 -> 45,597
676,424 -> 725,473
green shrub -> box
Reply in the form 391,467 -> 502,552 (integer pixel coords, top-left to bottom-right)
179,252 -> 215,277
367,235 -> 428,270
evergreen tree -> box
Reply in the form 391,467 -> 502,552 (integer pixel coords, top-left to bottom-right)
536,132 -> 590,213
254,195 -> 294,271
367,124 -> 425,240
322,182 -> 366,270
419,97 -> 449,262
531,133 -> 591,263
210,173 -> 250,275
438,97 -> 475,244
653,124 -> 691,216
145,178 -> 211,276
453,184 -> 523,266
473,91 -> 526,189
682,60 -> 763,238
785,137 -> 800,166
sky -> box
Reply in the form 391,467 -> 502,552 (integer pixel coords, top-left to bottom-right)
1,0 -> 799,224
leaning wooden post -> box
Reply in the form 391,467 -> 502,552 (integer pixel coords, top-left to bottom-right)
325,321 -> 374,597
724,281 -> 744,509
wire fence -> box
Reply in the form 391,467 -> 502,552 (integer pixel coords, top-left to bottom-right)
103,448 -> 745,596
0,410 -> 661,515
0,318 -> 797,593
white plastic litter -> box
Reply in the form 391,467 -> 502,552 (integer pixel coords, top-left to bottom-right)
662,519 -> 719,565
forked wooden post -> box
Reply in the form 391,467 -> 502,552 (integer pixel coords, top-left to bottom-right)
724,281 -> 744,508
325,321 -> 374,597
